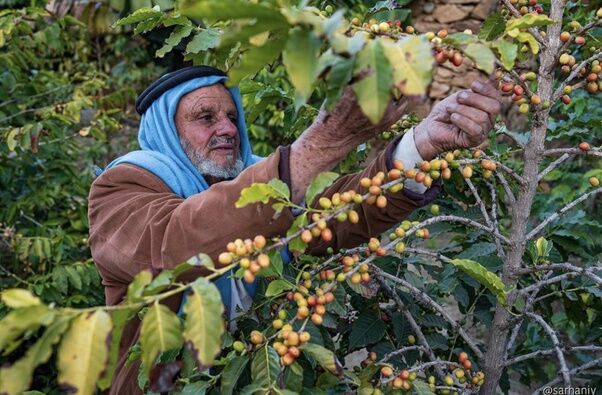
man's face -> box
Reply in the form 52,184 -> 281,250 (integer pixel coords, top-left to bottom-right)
175,84 -> 243,179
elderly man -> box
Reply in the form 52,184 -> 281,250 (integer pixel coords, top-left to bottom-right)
88,65 -> 502,394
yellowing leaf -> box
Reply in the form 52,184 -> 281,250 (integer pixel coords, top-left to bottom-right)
183,277 -> 224,369
1,288 -> 41,308
283,27 -> 321,110
353,38 -> 393,124
140,301 -> 183,377
492,39 -> 518,70
463,43 -> 495,74
451,259 -> 509,304
505,13 -> 555,32
249,31 -> 270,46
517,32 -> 539,54
57,311 -> 112,395
381,35 -> 433,96
0,305 -> 55,352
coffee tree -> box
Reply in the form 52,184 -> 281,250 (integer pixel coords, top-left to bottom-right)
1,0 -> 601,394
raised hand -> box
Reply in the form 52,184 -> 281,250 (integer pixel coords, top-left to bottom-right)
413,79 -> 503,160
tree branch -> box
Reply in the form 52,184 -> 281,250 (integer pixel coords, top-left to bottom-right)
506,345 -> 602,366
538,153 -> 573,181
526,312 -> 570,387
526,186 -> 602,240
553,51 -> 602,101
532,357 -> 602,395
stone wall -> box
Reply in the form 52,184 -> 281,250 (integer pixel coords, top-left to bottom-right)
407,0 -> 499,116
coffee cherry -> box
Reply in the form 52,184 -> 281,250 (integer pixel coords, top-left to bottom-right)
301,229 -> 313,243
369,185 -> 381,196
463,359 -> 472,370
218,252 -> 233,265
598,7 -> 602,18
500,82 -> 514,93
250,330 -> 264,345
408,335 -> 416,344
587,73 -> 599,82
257,254 -> 270,268
379,22 -> 390,33
531,94 -> 541,105
559,53 -> 571,65
513,85 -> 524,96
281,353 -> 295,366
243,270 -> 255,283
348,210 -> 360,224
272,319 -> 284,329
587,82 -> 599,93
395,241 -> 405,253
590,177 -> 600,187
561,94 -> 571,105
311,313 -> 323,325
376,195 -> 387,208
575,36 -> 585,45
458,351 -> 468,362
462,166 -> 473,178
381,366 -> 393,377
336,273 -> 346,282
519,103 -> 530,113
233,340 -> 245,352
579,142 -> 591,151
452,52 -> 464,67
350,273 -> 362,284
560,31 -> 570,42
445,375 -> 454,386
360,177 -> 372,188
455,369 -> 465,378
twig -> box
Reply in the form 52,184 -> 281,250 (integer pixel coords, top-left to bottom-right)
496,171 -> 517,204
526,312 -> 570,387
457,158 -> 525,185
402,214 -> 510,244
465,177 -> 495,233
374,267 -> 484,360
506,345 -> 602,366
526,186 -> 602,240
517,262 -> 602,275
374,274 -> 447,380
553,51 -> 602,101
558,20 -> 602,55
517,270 -> 602,295
380,345 -> 425,363
532,357 -> 602,395
538,153 -> 573,181
543,147 -> 602,158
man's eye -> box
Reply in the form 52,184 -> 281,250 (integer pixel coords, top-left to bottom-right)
229,116 -> 238,123
200,115 -> 212,121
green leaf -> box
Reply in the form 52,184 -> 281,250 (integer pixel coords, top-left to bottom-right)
183,277 -> 225,369
413,380 -> 436,395
265,279 -> 295,297
283,27 -> 322,110
348,311 -> 386,349
98,309 -> 136,390
443,32 -> 478,47
516,32 -> 539,54
113,6 -> 162,27
505,13 -> 555,32
305,172 -> 339,207
156,24 -> 193,58
143,270 -> 174,296
381,35 -> 433,96
286,214 -> 309,254
1,288 -> 41,308
126,270 -> 153,303
492,39 -> 518,70
140,301 -> 183,378
451,259 -> 509,304
228,35 -> 287,86
181,381 -> 210,395
267,178 -> 290,201
57,311 -> 112,395
186,28 -> 221,53
236,182 -> 281,208
479,12 -> 506,41
259,249 -> 283,278
353,39 -> 392,124
251,345 -> 280,389
0,305 -> 55,352
0,317 -> 70,395
284,361 -> 304,392
186,253 -> 216,272
221,355 -> 249,395
300,343 -> 343,376
181,0 -> 288,26
463,43 -> 495,74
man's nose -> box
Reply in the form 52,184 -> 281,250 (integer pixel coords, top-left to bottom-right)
214,116 -> 239,138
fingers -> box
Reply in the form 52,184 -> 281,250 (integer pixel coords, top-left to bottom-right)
456,90 -> 502,124
471,79 -> 502,101
449,112 -> 486,146
446,103 -> 492,132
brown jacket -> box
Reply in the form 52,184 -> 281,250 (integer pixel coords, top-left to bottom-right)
88,143 -> 439,395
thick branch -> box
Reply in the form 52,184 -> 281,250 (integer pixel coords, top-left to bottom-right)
517,270 -> 602,295
506,345 -> 602,366
543,147 -> 602,158
526,186 -> 602,240
526,312 -> 570,386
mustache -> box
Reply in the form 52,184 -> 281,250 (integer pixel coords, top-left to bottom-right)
208,136 -> 237,148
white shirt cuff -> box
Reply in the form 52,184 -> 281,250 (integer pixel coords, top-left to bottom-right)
393,128 -> 428,194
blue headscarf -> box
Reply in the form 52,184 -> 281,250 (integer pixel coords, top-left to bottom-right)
100,75 -> 267,317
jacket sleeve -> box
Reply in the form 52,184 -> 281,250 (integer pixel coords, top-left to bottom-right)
88,147 -> 294,290
307,137 -> 441,255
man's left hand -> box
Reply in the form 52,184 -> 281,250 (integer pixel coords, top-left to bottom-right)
413,79 -> 503,160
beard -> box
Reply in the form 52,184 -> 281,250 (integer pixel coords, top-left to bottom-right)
179,135 -> 244,180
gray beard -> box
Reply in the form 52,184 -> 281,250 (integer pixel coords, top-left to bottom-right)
180,136 -> 244,180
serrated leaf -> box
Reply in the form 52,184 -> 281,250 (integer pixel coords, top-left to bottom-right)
228,35 -> 287,86
0,317 -> 70,395
221,355 -> 249,395
505,13 -> 555,32
305,172 -> 339,207
283,27 -> 321,110
156,24 -> 193,58
353,39 -> 393,124
140,301 -> 183,378
1,288 -> 41,308
183,277 -> 224,369
381,35 -> 433,96
348,311 -> 386,349
286,214 -> 309,253
463,43 -> 495,74
251,346 -> 280,389
300,343 -> 343,376
265,279 -> 294,297
113,7 -> 162,27
186,28 -> 221,53
57,311 -> 112,395
492,39 -> 518,70
479,12 -> 506,41
126,270 -> 153,303
451,259 -> 509,304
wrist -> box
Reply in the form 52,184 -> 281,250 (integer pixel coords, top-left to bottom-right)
413,122 -> 438,160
